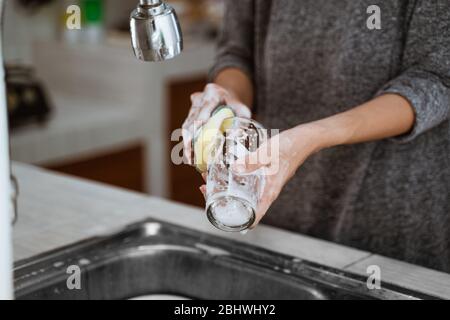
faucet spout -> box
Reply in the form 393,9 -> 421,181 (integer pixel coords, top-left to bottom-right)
130,0 -> 183,62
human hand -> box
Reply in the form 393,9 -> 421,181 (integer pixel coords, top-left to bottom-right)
182,83 -> 252,165
231,125 -> 323,228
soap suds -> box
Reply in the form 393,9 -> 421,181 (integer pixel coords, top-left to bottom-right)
213,200 -> 251,227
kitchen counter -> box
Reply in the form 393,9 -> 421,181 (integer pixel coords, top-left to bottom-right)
12,162 -> 450,299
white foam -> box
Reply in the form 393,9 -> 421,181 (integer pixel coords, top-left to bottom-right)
213,200 -> 250,227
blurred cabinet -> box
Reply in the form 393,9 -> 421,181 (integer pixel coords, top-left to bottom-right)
168,76 -> 207,207
45,144 -> 146,193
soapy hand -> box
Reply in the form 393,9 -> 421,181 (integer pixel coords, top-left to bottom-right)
231,126 -> 322,228
198,125 -> 322,230
182,83 -> 252,165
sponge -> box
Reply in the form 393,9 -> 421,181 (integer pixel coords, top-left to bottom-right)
193,106 -> 235,172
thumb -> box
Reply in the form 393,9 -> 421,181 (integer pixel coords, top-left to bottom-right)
226,101 -> 252,119
232,150 -> 268,174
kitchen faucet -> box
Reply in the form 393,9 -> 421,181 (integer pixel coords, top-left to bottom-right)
130,0 -> 183,62
0,0 -> 183,299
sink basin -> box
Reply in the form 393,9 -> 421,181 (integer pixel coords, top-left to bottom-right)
14,220 -> 436,300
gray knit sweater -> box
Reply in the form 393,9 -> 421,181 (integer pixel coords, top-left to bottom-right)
210,0 -> 450,272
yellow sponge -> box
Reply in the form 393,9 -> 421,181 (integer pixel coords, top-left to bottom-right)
193,106 -> 235,172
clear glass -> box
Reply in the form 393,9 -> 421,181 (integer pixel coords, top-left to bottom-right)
205,117 -> 267,232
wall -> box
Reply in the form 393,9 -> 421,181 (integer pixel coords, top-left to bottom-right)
3,0 -> 58,64
2,0 -> 137,64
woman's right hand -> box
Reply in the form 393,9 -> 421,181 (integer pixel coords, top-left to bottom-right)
182,83 -> 252,165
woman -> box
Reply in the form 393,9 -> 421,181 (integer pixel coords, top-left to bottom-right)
182,1 -> 450,272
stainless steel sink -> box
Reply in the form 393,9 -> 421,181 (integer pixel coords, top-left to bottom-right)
14,220 -> 436,300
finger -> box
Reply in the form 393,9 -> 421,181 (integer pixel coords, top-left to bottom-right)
225,100 -> 252,119
197,100 -> 221,122
248,169 -> 280,229
182,97 -> 205,165
199,185 -> 207,200
197,85 -> 223,120
254,196 -> 272,226
201,172 -> 207,182
233,157 -> 263,175
187,94 -> 203,120
204,83 -> 225,98
232,146 -> 271,174
190,92 -> 203,106
239,136 -> 282,176
235,104 -> 252,119
181,125 -> 195,165
185,91 -> 211,132
184,106 -> 203,131
183,140 -> 193,165
182,116 -> 206,165
250,186 -> 275,229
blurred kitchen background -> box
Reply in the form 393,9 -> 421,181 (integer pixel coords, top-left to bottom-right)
6,0 -> 224,208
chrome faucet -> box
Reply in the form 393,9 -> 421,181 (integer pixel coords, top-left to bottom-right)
130,0 -> 183,62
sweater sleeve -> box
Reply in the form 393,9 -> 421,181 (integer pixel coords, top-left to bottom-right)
377,0 -> 450,143
209,0 -> 255,81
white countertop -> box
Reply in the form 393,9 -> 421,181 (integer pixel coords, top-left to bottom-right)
12,162 -> 450,299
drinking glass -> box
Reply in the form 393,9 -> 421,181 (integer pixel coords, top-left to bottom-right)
205,117 -> 267,232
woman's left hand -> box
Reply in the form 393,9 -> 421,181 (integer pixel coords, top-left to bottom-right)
232,126 -> 322,228
199,124 -> 324,228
